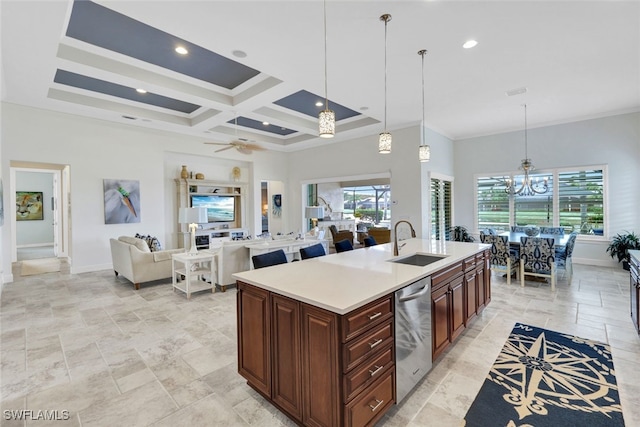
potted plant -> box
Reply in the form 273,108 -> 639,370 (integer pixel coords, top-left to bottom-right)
450,225 -> 475,242
606,231 -> 640,270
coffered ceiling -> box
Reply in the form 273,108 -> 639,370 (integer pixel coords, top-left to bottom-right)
1,1 -> 638,152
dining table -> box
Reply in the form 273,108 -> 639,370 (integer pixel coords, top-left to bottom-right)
499,231 -> 570,250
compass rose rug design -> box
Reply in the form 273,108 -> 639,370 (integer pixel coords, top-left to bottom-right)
463,323 -> 625,427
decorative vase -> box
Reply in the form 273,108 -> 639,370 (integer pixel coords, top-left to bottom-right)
195,173 -> 204,180
524,226 -> 540,237
180,165 -> 188,179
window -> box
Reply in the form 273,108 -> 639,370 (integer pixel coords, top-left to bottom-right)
476,166 -> 606,236
343,185 -> 391,226
431,177 -> 452,240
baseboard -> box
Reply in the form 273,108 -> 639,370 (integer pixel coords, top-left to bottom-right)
70,263 -> 112,275
572,257 -> 620,268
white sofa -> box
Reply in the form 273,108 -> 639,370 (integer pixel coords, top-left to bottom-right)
110,236 -> 184,289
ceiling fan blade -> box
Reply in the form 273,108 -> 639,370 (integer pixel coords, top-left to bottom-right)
236,146 -> 253,155
204,142 -> 229,146
215,146 -> 234,153
244,143 -> 265,151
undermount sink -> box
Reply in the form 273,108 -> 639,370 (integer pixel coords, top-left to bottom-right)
390,253 -> 449,267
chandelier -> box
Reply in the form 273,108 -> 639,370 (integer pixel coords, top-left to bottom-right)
505,104 -> 549,196
318,0 -> 335,138
418,49 -> 430,162
378,14 -> 392,154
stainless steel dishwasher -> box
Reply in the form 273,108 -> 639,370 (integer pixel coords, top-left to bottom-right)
394,276 -> 432,403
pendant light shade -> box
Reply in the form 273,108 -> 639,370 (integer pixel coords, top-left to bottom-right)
418,49 -> 430,162
318,0 -> 335,138
378,132 -> 392,153
378,14 -> 392,154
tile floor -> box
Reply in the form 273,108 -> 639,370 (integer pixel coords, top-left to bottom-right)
1,264 -> 638,426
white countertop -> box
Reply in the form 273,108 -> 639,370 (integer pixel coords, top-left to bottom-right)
233,239 -> 490,315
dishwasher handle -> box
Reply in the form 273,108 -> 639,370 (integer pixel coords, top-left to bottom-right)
398,284 -> 430,303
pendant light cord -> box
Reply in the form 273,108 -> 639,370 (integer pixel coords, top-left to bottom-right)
323,0 -> 329,110
420,50 -> 426,143
523,103 -> 528,158
383,17 -> 388,131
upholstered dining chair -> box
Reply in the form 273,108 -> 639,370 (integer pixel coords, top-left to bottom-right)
334,239 -> 354,253
299,243 -> 326,260
480,234 -> 519,284
540,227 -> 565,235
519,237 -> 556,290
364,236 -> 378,247
328,225 -> 353,245
510,225 -> 528,232
252,249 -> 288,269
555,232 -> 577,283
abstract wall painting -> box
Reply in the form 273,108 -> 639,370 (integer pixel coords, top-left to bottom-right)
103,179 -> 140,224
16,191 -> 44,221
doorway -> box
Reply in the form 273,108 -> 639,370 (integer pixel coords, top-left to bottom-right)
10,162 -> 70,277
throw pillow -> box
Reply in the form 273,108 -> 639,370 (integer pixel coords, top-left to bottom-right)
135,233 -> 163,252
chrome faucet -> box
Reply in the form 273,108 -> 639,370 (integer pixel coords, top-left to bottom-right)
393,220 -> 416,256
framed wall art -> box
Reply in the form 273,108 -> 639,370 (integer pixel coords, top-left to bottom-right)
103,179 -> 141,224
16,191 -> 44,221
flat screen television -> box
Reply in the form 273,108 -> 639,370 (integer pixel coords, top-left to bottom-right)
190,195 -> 235,222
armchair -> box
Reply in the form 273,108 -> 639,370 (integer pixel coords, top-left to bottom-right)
328,225 -> 353,246
366,227 -> 391,244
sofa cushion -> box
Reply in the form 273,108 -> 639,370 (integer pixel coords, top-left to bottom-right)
135,233 -> 163,252
118,236 -> 150,253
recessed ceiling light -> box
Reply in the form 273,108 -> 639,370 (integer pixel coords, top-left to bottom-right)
136,88 -> 147,94
122,115 -> 137,120
315,101 -> 323,107
463,40 -> 478,49
262,121 -> 269,126
175,46 -> 188,55
232,50 -> 247,58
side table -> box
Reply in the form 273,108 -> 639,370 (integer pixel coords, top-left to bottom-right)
172,252 -> 216,299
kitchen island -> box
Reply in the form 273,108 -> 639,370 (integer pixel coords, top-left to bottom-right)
233,239 -> 491,427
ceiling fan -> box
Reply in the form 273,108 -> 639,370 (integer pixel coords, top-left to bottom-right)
204,115 -> 265,154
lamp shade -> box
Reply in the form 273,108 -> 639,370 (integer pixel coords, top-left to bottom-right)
179,207 -> 208,224
305,206 -> 325,219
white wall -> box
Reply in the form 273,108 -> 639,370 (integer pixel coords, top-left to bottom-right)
288,125 -> 456,239
1,103 -> 290,279
15,171 -> 54,246
454,112 -> 640,266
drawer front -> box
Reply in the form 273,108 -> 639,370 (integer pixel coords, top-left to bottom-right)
342,296 -> 393,342
343,321 -> 394,373
343,344 -> 393,403
431,262 -> 463,289
345,369 -> 395,427
463,256 -> 476,271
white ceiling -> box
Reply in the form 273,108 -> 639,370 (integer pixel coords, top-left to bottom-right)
2,1 -> 639,152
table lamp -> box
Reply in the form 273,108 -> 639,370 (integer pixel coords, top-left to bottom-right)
305,206 -> 325,233
179,207 -> 208,255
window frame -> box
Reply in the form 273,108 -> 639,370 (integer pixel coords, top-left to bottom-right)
474,164 -> 608,240
430,172 -> 454,240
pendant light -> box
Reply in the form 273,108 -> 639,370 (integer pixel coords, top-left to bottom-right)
378,14 -> 392,154
418,49 -> 430,162
318,0 -> 335,138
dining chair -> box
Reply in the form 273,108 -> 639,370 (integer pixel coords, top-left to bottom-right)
511,225 -> 528,232
519,237 -> 556,290
540,226 -> 565,235
252,249 -> 288,269
299,243 -> 326,260
555,232 -> 577,283
364,236 -> 378,247
480,234 -> 519,285
334,239 -> 354,253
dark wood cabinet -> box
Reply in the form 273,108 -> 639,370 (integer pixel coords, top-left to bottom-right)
237,282 -> 271,397
630,252 -> 640,335
237,282 -> 394,426
431,249 -> 492,361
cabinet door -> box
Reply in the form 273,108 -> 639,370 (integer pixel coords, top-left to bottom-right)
301,304 -> 340,427
464,270 -> 477,324
483,251 -> 492,304
630,261 -> 639,333
237,282 -> 271,397
431,285 -> 450,360
450,275 -> 465,342
272,295 -> 302,420
476,263 -> 486,313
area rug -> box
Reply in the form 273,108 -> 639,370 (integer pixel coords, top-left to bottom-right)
463,322 -> 624,427
20,258 -> 61,276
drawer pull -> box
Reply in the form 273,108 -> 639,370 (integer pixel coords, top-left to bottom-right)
369,399 -> 384,412
367,311 -> 382,320
368,338 -> 383,349
368,364 -> 384,377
